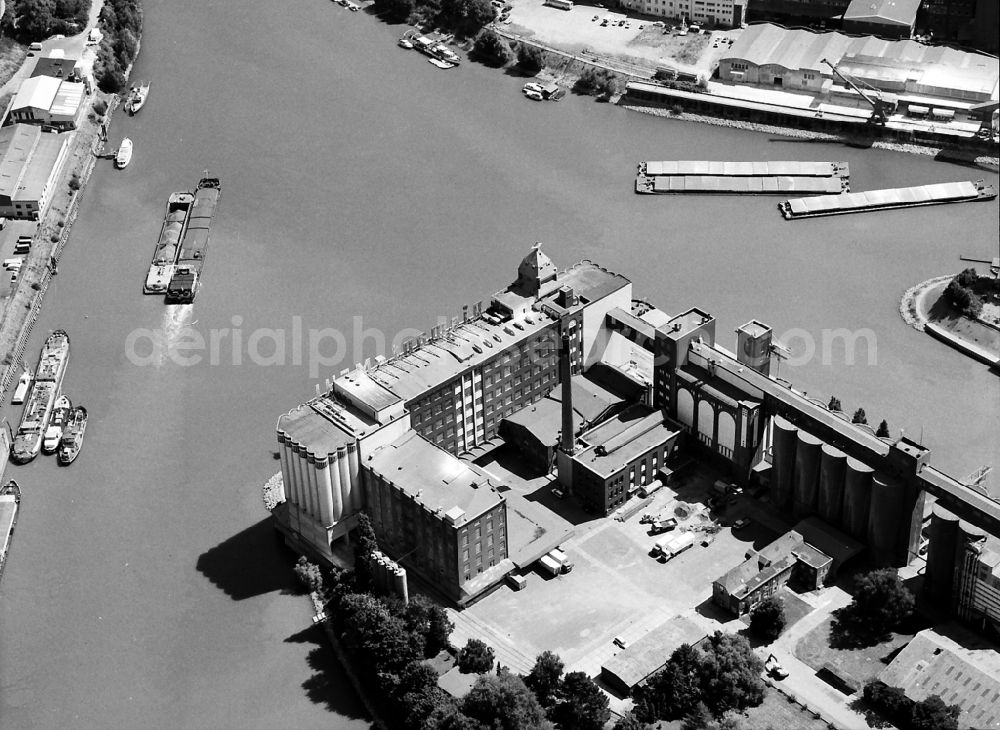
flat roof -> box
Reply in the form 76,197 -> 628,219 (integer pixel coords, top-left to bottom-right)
572,405 -> 679,479
49,81 -> 84,118
879,629 -> 1000,728
503,373 -> 624,445
794,516 -> 863,566
658,307 -> 715,340
367,431 -> 505,525
601,615 -> 706,690
0,124 -> 69,202
336,368 -> 402,413
277,397 -> 372,458
11,76 -> 60,111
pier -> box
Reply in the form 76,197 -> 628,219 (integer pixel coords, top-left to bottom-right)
636,160 -> 850,195
779,180 -> 998,220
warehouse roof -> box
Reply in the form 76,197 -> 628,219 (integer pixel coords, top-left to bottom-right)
601,615 -> 706,692
0,123 -> 68,203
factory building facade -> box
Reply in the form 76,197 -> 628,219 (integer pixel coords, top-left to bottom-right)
617,0 -> 748,28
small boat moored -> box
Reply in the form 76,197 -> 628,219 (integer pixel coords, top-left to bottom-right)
1,480 -> 21,579
115,138 -> 133,169
11,371 -> 31,405
128,81 -> 150,114
398,38 -> 414,48
58,406 -> 88,465
523,88 -> 543,101
429,58 -> 456,69
43,394 -> 72,454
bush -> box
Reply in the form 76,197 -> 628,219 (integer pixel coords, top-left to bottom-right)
852,408 -> 867,425
836,569 -> 914,644
516,43 -> 546,74
575,67 -> 619,97
374,0 -> 416,21
93,99 -> 108,116
293,556 -> 324,592
472,29 -> 511,67
670,104 -> 683,115
945,278 -> 984,318
68,175 -> 80,191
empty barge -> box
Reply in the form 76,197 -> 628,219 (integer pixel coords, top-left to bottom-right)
636,160 -> 850,195
779,180 -> 997,220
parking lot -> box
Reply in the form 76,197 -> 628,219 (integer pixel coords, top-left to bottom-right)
458,454 -> 786,682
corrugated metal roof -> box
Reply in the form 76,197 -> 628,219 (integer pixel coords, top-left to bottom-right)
843,0 -> 920,26
11,76 -> 60,112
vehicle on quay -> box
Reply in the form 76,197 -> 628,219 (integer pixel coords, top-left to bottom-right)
42,394 -> 72,454
1,480 -> 22,580
11,330 -> 70,464
547,548 -> 574,573
538,554 -> 563,577
144,190 -> 195,294
649,517 -> 678,535
115,137 -> 133,169
166,176 -> 221,304
653,531 -> 696,561
127,81 -> 150,115
12,371 -> 32,404
58,406 -> 88,465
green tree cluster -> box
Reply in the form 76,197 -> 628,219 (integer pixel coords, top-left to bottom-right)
374,0 -> 493,36
521,651 -> 610,729
352,512 -> 379,593
517,43 -> 546,74
634,633 -> 764,723
749,596 -> 786,642
828,396 -> 842,412
575,67 -> 619,97
2,0 -> 91,42
472,28 -> 511,67
92,0 -> 143,93
852,408 -> 867,425
945,271 -> 984,318
458,638 -> 496,674
836,569 -> 915,644
863,681 -> 960,730
293,556 -> 324,593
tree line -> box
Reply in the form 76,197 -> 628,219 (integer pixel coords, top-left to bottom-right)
372,0 -> 494,38
1,0 -> 91,43
92,0 -> 142,93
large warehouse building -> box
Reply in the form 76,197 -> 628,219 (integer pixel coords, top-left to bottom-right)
0,123 -> 71,220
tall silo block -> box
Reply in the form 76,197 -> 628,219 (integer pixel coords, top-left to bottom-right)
393,567 -> 409,604
896,482 -> 926,566
924,506 -> 960,603
793,431 -> 822,518
771,416 -> 798,511
867,473 -> 903,565
842,458 -> 873,540
818,444 -> 847,525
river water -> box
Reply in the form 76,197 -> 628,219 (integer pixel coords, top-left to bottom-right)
0,0 -> 997,727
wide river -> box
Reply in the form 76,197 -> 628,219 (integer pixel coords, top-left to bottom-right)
0,0 -> 997,726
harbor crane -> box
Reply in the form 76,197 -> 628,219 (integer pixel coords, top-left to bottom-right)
964,465 -> 992,493
821,58 -> 895,125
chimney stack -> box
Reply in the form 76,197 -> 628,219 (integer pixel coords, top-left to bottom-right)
560,332 -> 575,455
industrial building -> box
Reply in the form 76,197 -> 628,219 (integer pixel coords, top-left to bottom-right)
7,76 -> 87,130
713,517 -> 862,615
718,24 -> 1000,117
30,52 -> 86,84
0,123 -> 71,220
924,506 -> 1000,637
273,247 -> 1000,613
600,615 -> 706,696
617,0 -> 748,28
878,629 -> 1000,728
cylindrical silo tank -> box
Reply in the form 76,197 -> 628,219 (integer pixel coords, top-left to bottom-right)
842,457 -> 872,540
771,416 -> 798,511
793,431 -> 822,518
924,506 -> 960,602
868,473 -> 903,565
817,443 -> 847,525
394,567 -> 409,604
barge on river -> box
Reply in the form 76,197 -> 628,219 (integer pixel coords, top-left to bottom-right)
144,191 -> 195,294
779,179 -> 997,219
166,177 -> 221,304
1,480 -> 21,581
636,160 -> 850,195
11,330 -> 70,465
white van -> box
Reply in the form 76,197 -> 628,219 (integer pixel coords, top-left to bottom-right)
29,42 -> 43,52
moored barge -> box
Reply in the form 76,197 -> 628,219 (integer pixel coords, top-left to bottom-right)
779,180 -> 997,220
11,330 -> 70,465
144,191 -> 195,294
636,160 -> 850,195
0,480 -> 21,581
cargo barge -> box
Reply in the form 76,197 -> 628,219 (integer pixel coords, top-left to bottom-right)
166,177 -> 221,304
0,480 -> 21,582
144,191 -> 195,294
636,160 -> 850,195
11,330 -> 70,465
779,180 -> 997,220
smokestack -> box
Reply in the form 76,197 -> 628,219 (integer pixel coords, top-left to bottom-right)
560,332 -> 575,455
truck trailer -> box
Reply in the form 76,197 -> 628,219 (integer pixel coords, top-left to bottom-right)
653,532 -> 696,560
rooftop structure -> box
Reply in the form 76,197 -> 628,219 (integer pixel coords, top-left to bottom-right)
843,0 -> 921,36
600,615 -> 707,695
571,406 -> 678,480
9,76 -> 86,129
0,123 -> 71,220
879,629 -> 1000,728
30,53 -> 84,82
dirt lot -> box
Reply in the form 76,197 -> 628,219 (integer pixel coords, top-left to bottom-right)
501,0 -> 742,76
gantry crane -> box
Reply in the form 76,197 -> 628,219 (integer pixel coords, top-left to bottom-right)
822,58 -> 895,125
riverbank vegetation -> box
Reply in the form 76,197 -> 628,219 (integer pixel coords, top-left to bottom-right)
373,0 -> 494,37
92,0 -> 142,93
1,0 -> 91,42
944,267 -> 1000,319
472,28 -> 511,66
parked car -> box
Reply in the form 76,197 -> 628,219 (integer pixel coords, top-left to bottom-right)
551,487 -> 565,498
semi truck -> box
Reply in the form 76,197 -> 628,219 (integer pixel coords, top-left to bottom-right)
653,532 -> 696,560
547,548 -> 574,573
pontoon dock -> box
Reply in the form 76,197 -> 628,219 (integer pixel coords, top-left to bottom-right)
779,180 -> 997,219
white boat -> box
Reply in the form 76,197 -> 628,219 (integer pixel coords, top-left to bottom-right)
42,395 -> 72,454
11,371 -> 32,405
429,58 -> 455,69
398,38 -> 414,48
128,81 -> 150,114
523,88 -> 543,101
115,138 -> 133,169
523,82 -> 544,94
